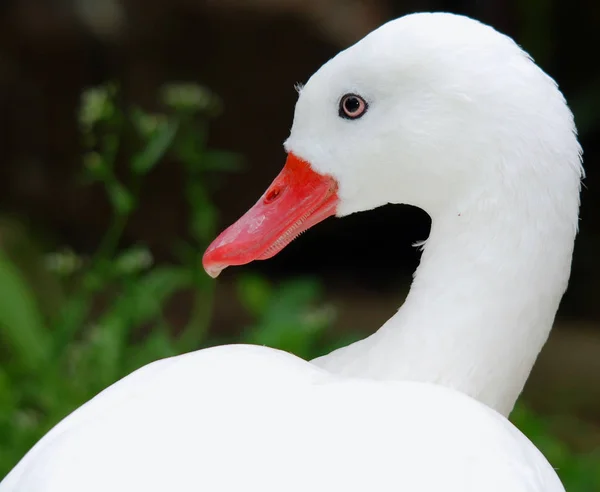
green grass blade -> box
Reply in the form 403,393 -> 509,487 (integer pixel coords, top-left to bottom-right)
0,250 -> 50,371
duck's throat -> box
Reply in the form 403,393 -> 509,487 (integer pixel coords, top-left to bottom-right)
313,198 -> 577,417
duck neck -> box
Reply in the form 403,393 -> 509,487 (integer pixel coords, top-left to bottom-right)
314,187 -> 578,417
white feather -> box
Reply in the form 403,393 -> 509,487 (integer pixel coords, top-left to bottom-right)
1,12 -> 582,492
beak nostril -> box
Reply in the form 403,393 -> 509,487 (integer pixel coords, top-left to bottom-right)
264,187 -> 282,204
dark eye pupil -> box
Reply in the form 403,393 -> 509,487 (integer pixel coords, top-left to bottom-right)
339,93 -> 367,120
344,97 -> 360,113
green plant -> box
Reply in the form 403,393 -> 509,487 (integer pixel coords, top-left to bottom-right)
511,404 -> 600,491
0,81 -> 241,476
236,273 -> 361,360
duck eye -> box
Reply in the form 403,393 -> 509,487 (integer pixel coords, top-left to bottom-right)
339,94 -> 368,120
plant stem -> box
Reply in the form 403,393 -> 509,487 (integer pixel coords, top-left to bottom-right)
176,276 -> 215,352
94,212 -> 129,264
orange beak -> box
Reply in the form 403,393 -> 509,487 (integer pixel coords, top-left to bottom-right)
202,153 -> 339,278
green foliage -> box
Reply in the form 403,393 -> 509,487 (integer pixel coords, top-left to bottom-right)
237,274 -> 356,360
511,405 -> 600,491
0,81 -> 238,476
0,82 -> 597,491
0,250 -> 50,372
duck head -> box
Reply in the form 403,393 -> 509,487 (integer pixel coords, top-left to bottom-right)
203,13 -> 581,278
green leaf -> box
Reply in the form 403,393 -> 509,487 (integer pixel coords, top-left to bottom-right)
124,323 -> 178,375
175,277 -> 215,351
185,182 -> 218,243
240,277 -> 334,359
113,246 -> 153,275
86,315 -> 128,389
82,152 -> 109,182
0,250 -> 50,371
131,120 -> 179,175
190,204 -> 217,244
51,293 -> 93,355
236,274 -> 272,318
126,266 -> 194,327
0,366 -> 16,410
44,249 -> 84,277
79,85 -> 113,130
161,83 -> 221,114
79,267 -> 193,386
107,181 -> 135,215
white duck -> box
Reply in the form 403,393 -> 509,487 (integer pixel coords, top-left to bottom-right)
1,12 -> 582,492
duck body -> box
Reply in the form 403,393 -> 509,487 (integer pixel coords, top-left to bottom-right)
1,345 -> 563,492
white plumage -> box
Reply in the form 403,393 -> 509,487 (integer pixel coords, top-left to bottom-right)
1,12 -> 582,492
1,346 -> 564,491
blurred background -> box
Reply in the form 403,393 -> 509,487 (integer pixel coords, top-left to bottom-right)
0,0 -> 599,487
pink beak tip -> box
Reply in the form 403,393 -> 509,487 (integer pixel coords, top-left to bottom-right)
205,265 -> 224,279
202,248 -> 226,279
